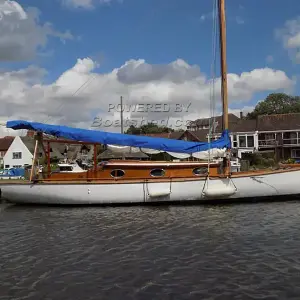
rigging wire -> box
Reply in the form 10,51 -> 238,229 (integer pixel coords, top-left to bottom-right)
43,75 -> 97,125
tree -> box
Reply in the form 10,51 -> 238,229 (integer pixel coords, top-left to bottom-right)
126,125 -> 141,135
246,93 -> 300,119
125,122 -> 174,134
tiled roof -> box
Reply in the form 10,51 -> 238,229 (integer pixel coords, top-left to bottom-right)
257,113 -> 300,131
20,137 -> 65,159
186,130 -> 209,141
98,149 -> 149,160
0,136 -> 14,151
229,119 -> 257,132
208,119 -> 257,133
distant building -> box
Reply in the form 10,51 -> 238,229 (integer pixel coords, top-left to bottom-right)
0,137 -> 14,168
2,136 -> 88,169
179,112 -> 300,160
187,113 -> 240,131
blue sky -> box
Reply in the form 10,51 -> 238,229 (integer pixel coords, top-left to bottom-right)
18,0 -> 298,77
1,0 -> 300,130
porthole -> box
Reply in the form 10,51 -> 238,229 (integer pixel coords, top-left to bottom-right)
150,168 -> 165,177
193,167 -> 208,176
110,169 -> 125,178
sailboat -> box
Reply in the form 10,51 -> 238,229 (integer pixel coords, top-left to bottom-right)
1,0 -> 300,205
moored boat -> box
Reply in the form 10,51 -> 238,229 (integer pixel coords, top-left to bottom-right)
0,168 -> 25,180
1,159 -> 300,204
1,0 -> 300,205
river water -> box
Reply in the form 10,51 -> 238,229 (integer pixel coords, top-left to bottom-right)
1,201 -> 300,300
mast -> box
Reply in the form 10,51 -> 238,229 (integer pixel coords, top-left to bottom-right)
218,0 -> 228,131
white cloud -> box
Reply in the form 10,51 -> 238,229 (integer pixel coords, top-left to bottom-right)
0,57 -> 295,136
0,0 -> 73,61
61,0 -> 122,9
276,16 -> 300,63
229,106 -> 255,118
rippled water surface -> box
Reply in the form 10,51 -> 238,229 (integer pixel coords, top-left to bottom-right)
1,202 -> 300,300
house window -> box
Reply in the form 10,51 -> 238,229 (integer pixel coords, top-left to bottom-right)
238,136 -> 246,147
247,136 -> 254,147
232,135 -> 238,148
291,149 -> 300,158
5,165 -> 9,168
12,152 -> 22,159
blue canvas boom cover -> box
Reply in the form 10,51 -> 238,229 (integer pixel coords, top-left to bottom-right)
6,120 -> 231,154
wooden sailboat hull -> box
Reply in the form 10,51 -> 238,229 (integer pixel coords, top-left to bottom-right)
1,168 -> 300,205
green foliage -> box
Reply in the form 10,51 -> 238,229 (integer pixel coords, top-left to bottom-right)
281,158 -> 296,164
50,156 -> 59,164
247,93 -> 300,119
242,152 -> 276,169
125,122 -> 174,134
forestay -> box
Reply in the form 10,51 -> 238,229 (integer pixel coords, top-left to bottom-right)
6,120 -> 231,155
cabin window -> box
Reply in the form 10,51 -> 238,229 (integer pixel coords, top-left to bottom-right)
150,169 -> 165,177
12,152 -> 22,159
110,169 -> 125,178
193,167 -> 208,176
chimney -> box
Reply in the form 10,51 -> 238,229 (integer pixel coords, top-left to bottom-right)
240,111 -> 243,119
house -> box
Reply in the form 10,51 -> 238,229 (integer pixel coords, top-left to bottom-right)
187,113 -> 240,131
177,113 -> 257,158
3,133 -> 99,168
3,136 -> 34,168
3,136 -> 67,168
256,114 -> 300,160
182,112 -> 300,160
0,137 -> 14,168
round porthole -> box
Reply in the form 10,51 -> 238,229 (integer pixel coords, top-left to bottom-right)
193,167 -> 208,176
110,169 -> 125,178
150,168 -> 165,177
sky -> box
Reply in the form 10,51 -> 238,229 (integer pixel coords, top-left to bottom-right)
0,0 -> 300,136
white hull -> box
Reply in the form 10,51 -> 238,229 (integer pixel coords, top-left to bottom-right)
1,169 -> 300,205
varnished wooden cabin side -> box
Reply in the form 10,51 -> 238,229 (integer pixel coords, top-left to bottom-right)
46,160 -> 221,181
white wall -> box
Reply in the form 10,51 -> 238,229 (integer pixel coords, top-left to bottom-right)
3,136 -> 33,168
